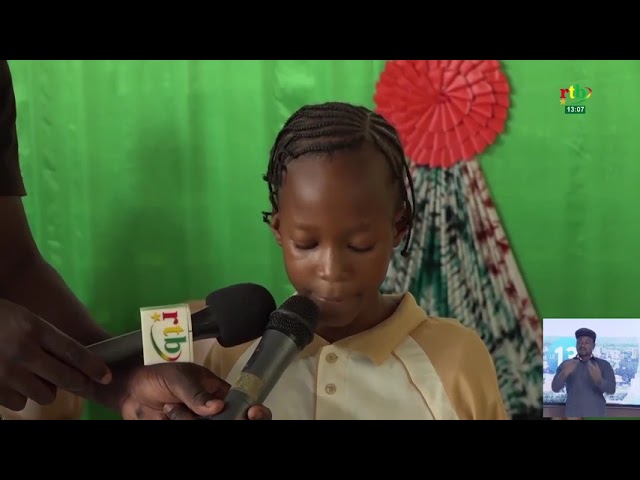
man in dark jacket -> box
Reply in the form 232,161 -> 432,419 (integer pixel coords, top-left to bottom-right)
551,327 -> 616,417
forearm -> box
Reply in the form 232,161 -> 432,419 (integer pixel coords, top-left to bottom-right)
551,371 -> 567,392
0,254 -> 110,345
591,372 -> 615,394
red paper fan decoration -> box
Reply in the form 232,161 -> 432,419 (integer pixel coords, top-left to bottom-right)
374,60 -> 510,168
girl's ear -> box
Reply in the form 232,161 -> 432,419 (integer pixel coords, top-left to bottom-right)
270,212 -> 283,246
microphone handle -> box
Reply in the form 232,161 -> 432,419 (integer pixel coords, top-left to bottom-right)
204,329 -> 301,420
200,389 -> 254,420
87,307 -> 218,364
87,331 -> 142,364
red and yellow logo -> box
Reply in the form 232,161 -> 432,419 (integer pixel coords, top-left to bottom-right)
150,310 -> 188,362
560,84 -> 592,105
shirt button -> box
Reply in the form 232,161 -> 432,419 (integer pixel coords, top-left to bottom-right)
325,383 -> 337,394
326,353 -> 338,363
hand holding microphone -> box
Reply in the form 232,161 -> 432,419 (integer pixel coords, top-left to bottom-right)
88,283 -> 277,365
199,294 -> 320,420
84,283 -> 278,420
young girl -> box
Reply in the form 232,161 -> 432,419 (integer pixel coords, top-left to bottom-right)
193,101 -> 508,420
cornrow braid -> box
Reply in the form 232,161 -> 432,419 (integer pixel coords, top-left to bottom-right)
261,101 -> 416,257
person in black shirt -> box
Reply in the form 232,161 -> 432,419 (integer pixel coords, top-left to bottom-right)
0,60 -> 270,420
551,327 -> 616,418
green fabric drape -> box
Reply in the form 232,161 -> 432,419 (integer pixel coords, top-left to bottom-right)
8,60 -> 640,419
382,160 -> 543,417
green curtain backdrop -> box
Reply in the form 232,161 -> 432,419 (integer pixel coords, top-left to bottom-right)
8,60 -> 640,419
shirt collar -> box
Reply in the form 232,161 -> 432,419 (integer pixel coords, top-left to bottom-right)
575,354 -> 594,362
298,292 -> 428,365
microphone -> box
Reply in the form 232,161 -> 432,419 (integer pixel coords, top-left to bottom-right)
87,283 -> 277,365
204,294 -> 320,420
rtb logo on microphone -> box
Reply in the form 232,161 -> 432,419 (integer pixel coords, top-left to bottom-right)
140,304 -> 194,366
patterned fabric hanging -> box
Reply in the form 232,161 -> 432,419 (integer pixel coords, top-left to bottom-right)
374,60 -> 543,417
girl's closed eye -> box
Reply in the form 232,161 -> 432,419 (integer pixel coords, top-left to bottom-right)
293,241 -> 317,250
349,244 -> 375,253
292,240 -> 375,253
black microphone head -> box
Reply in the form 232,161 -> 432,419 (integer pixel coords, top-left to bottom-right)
205,283 -> 276,348
267,295 -> 320,350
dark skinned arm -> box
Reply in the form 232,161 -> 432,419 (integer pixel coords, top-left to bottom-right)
551,359 -> 577,392
0,198 -> 111,346
551,367 -> 566,393
0,61 -> 129,417
588,359 -> 616,395
0,197 -> 136,415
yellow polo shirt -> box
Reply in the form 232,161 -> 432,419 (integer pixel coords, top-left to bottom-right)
194,292 -> 508,420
